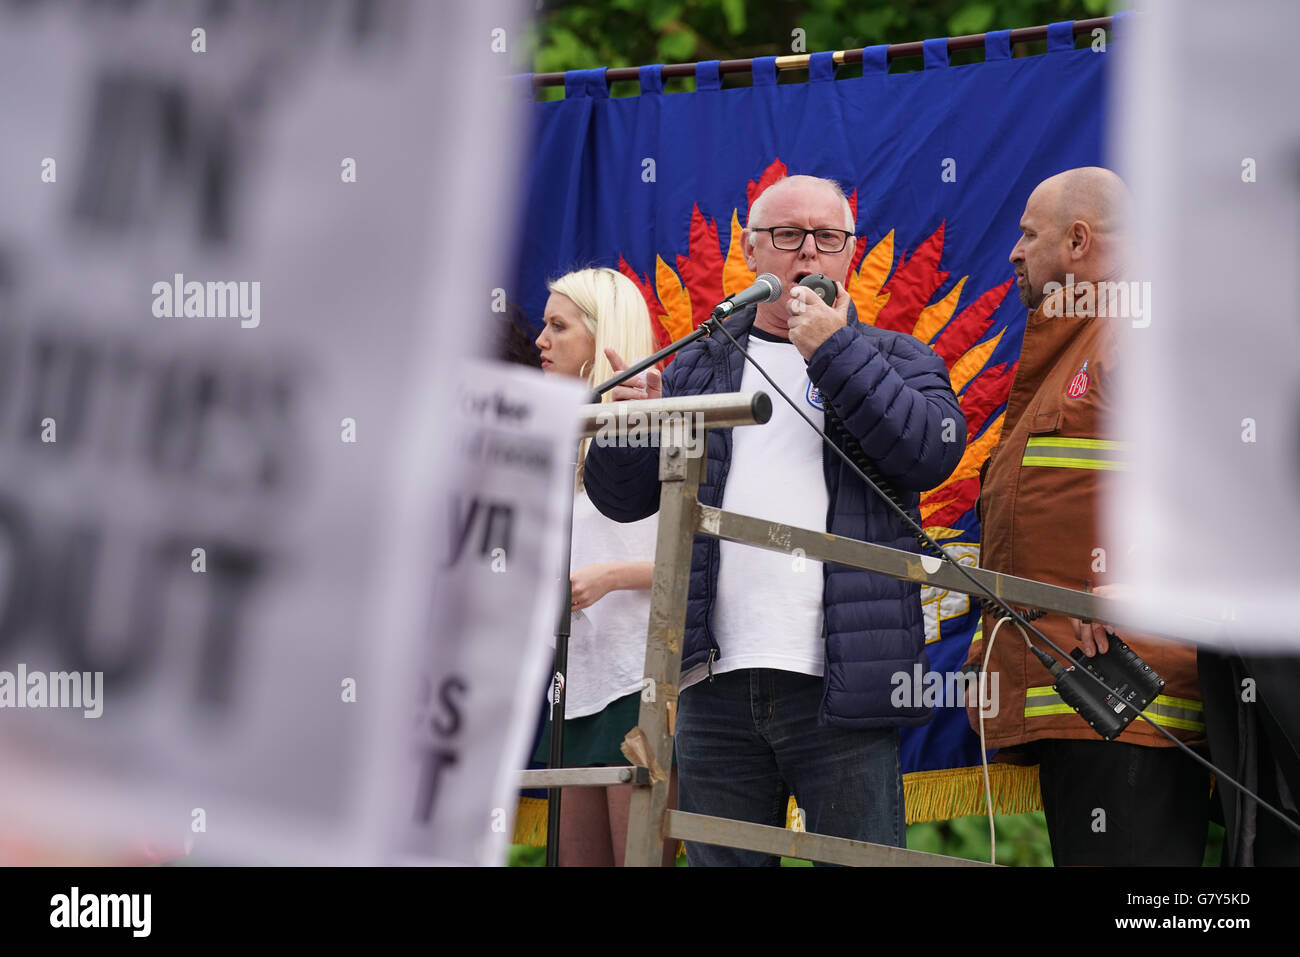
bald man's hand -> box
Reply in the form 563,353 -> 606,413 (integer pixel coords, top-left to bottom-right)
787,280 -> 850,361
1068,583 -> 1139,657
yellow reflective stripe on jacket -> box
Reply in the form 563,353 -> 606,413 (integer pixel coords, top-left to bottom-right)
1024,686 -> 1205,732
1022,437 -> 1131,471
1024,685 -> 1075,717
1028,437 -> 1130,450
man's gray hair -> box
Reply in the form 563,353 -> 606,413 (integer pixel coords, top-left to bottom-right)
746,174 -> 856,233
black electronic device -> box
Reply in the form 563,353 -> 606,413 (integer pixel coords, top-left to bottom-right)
1035,633 -> 1165,740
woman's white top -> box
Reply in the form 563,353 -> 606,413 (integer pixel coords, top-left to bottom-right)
561,488 -> 658,719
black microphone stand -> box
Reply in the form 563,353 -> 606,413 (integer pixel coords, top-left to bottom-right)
543,306 -> 733,866
544,493 -> 573,867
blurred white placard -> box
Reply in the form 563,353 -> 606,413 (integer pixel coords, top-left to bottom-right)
378,362 -> 579,866
0,0 -> 548,863
1112,1 -> 1300,648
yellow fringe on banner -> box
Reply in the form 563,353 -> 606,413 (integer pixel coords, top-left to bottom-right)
513,764 -> 1042,847
902,764 -> 1042,822
514,797 -> 549,846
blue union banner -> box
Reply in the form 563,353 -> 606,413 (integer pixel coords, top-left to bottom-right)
513,20 -> 1120,827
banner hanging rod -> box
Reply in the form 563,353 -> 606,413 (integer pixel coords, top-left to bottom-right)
530,15 -> 1114,88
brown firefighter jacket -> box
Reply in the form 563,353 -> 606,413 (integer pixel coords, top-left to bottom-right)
965,285 -> 1204,750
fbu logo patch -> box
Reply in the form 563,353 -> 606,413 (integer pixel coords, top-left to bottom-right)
1066,359 -> 1090,399
806,381 -> 825,410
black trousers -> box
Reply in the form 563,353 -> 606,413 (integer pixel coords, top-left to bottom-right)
1035,738 -> 1210,866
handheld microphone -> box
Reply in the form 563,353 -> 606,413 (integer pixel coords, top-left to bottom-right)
711,273 -> 782,319
797,273 -> 838,307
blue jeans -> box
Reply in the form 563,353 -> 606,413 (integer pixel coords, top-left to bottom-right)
675,668 -> 904,866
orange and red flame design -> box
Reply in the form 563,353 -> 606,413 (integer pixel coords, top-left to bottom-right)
617,160 -> 1018,538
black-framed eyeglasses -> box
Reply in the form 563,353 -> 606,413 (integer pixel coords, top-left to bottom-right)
751,226 -> 854,253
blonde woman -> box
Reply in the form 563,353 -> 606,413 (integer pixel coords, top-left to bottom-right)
533,267 -> 678,867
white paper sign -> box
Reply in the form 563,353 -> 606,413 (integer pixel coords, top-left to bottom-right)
376,362 -> 581,866
1111,0 -> 1300,649
0,0 -> 533,863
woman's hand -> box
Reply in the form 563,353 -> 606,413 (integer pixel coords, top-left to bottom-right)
570,561 -> 654,612
571,563 -> 616,612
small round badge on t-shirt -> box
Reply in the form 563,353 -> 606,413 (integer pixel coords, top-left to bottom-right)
806,381 -> 825,410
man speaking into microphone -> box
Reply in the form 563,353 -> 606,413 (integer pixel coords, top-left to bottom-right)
585,174 -> 965,865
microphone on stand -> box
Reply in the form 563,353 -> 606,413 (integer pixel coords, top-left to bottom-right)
711,273 -> 783,319
591,274 -> 784,401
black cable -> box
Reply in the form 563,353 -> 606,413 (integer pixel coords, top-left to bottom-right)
706,317 -> 1300,839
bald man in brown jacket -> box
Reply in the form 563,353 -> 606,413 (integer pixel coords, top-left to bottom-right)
966,168 -> 1208,865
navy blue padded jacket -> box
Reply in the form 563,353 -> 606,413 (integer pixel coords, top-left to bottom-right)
583,303 -> 966,728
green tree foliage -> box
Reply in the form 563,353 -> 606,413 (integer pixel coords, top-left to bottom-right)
908,812 -> 1054,866
523,0 -> 1117,97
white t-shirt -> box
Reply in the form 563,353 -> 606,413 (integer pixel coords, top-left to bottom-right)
680,331 -> 829,691
560,488 -> 658,718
